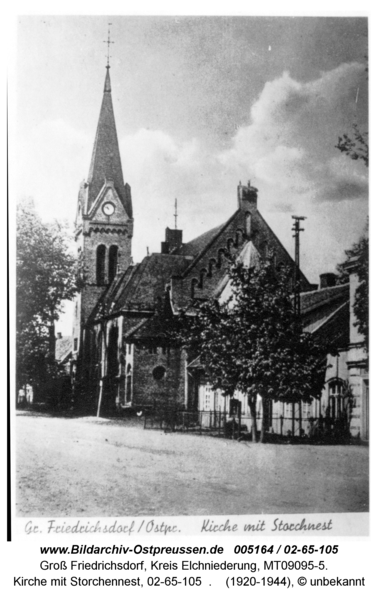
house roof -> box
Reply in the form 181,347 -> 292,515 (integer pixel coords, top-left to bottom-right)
300,283 -> 349,314
55,336 -> 72,363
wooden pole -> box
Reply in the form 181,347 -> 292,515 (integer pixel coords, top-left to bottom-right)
96,380 -> 103,418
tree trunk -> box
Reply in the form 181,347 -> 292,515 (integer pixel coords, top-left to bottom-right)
48,318 -> 56,361
260,397 -> 266,443
248,392 -> 258,443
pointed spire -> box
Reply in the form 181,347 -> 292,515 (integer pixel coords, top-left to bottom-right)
86,68 -> 132,217
104,66 -> 111,92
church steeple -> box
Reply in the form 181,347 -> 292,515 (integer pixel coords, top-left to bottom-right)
86,66 -> 132,217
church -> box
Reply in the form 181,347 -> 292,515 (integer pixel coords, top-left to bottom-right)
70,64 -> 368,441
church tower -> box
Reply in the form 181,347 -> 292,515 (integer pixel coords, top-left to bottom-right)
72,64 -> 133,359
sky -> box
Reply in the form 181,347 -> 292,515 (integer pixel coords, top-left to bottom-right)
15,16 -> 368,333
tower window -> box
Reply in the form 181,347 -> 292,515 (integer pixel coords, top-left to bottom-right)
96,245 -> 106,285
109,245 -> 118,283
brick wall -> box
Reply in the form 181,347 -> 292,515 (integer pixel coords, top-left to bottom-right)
132,345 -> 186,408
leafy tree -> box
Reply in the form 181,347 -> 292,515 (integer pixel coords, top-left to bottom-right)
336,110 -> 368,353
177,255 -> 329,442
336,124 -> 369,167
16,200 -> 77,399
337,222 -> 368,352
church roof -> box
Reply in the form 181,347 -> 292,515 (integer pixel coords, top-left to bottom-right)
86,67 -> 131,216
91,254 -> 192,320
170,207 -> 312,314
177,222 -> 226,258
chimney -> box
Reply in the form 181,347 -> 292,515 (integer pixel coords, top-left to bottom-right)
319,273 -> 336,289
238,181 -> 258,211
161,227 -> 183,254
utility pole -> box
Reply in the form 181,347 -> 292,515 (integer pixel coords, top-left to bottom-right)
291,215 -> 306,317
291,215 -> 306,438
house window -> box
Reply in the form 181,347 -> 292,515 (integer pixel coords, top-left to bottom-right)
108,245 -> 118,282
73,338 -> 78,351
204,385 -> 212,411
96,245 -> 106,285
126,364 -> 132,405
328,380 -> 344,419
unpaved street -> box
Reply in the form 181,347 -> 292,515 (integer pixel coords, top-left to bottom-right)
16,412 -> 368,517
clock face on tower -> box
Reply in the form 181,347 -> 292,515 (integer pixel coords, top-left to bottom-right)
102,202 -> 115,216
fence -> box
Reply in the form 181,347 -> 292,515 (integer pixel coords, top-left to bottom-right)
144,406 -> 351,442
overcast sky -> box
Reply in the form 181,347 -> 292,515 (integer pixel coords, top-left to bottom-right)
16,16 -> 368,333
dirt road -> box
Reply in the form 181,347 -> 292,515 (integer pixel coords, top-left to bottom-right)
16,411 -> 368,517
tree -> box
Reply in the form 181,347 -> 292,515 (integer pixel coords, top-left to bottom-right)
337,223 -> 368,352
177,255 -> 329,442
336,124 -> 369,167
336,112 -> 368,353
16,200 -> 77,399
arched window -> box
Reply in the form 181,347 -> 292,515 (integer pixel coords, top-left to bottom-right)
217,249 -> 225,268
227,238 -> 234,251
96,245 -> 106,285
191,278 -> 198,298
107,325 -> 119,378
245,212 -> 252,237
236,229 -> 244,247
108,245 -> 118,283
207,259 -> 216,278
260,241 -> 268,260
199,269 -> 207,288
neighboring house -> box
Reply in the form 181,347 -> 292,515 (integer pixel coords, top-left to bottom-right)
55,334 -> 72,374
192,269 -> 368,441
